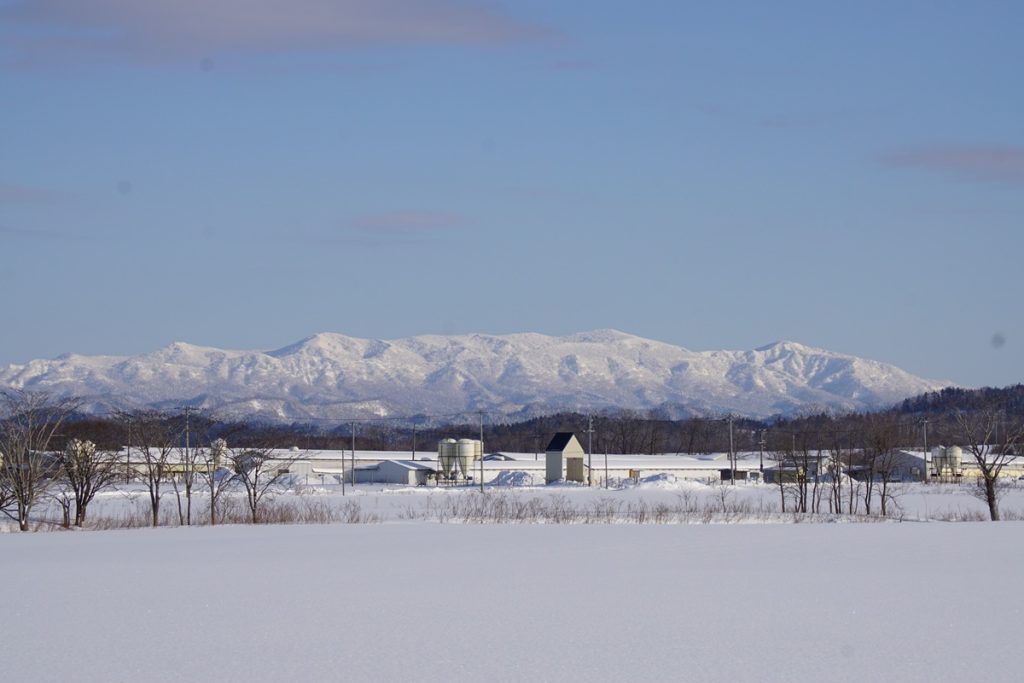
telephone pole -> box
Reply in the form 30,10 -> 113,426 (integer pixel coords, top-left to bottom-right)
479,411 -> 485,493
181,406 -> 195,523
585,415 -> 595,487
604,448 -> 609,489
758,429 -> 766,474
351,421 -> 357,488
728,416 -> 735,485
922,418 -> 929,483
182,406 -> 194,455
125,415 -> 132,484
182,406 -> 194,481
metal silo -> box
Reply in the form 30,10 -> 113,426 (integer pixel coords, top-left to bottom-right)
947,445 -> 962,474
438,438 -> 458,480
456,438 -> 478,479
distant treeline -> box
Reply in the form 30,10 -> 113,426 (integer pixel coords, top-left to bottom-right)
6,384 -> 1023,531
55,383 -> 1024,456
896,384 -> 1024,416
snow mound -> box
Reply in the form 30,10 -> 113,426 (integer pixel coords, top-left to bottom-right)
490,471 -> 540,487
635,473 -> 709,490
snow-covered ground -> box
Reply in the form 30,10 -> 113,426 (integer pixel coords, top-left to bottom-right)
57,475 -> 1024,527
5,481 -> 1024,681
4,521 -> 1022,682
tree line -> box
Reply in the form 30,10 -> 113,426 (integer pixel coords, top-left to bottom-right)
0,392 -> 305,531
2,384 -> 1022,528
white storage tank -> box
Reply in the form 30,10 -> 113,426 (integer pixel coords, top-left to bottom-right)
947,445 -> 962,473
456,438 -> 479,479
931,446 -> 946,475
438,438 -> 458,479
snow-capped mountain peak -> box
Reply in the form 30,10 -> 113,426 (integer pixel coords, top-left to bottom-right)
0,331 -> 949,421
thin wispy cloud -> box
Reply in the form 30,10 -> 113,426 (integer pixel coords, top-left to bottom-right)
882,145 -> 1024,183
293,210 -> 467,248
0,181 -> 67,206
0,0 -> 546,67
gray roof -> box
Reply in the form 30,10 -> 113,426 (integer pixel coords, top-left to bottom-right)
483,453 -> 516,461
386,460 -> 437,471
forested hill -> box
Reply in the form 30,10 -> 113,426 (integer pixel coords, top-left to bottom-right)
51,383 -> 1024,457
897,384 -> 1024,416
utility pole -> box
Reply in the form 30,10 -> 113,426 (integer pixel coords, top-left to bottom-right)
412,424 -> 417,461
125,415 -> 132,485
758,430 -> 766,474
585,415 -> 594,487
340,420 -> 346,496
182,406 -> 193,455
351,421 -> 357,488
604,447 -> 609,489
181,406 -> 195,525
728,416 -> 735,485
922,418 -> 929,483
182,406 -> 194,484
479,411 -> 485,493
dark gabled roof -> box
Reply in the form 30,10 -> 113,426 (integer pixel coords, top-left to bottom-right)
546,432 -> 576,452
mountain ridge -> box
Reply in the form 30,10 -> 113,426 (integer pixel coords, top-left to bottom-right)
0,330 -> 950,421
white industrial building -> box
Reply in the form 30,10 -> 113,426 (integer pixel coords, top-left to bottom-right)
113,439 -> 771,488
350,459 -> 436,486
108,437 -> 1024,491
293,448 -> 768,487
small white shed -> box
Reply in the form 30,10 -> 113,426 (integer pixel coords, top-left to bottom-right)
545,432 -> 586,484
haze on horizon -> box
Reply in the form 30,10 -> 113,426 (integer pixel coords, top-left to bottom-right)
1,1 -> 1022,389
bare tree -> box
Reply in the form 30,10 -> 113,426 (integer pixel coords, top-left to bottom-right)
825,429 -> 845,514
953,408 -> 1024,521
767,431 -> 797,514
786,432 -> 812,514
56,438 -> 120,526
0,391 -> 79,531
864,414 -> 900,517
49,483 -> 75,529
198,438 -> 229,526
224,443 -> 300,523
679,417 -> 715,455
610,411 -> 644,454
123,411 -> 180,527
169,436 -> 202,526
172,408 -> 207,526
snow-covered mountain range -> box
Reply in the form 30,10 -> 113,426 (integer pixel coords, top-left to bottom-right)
0,330 -> 948,421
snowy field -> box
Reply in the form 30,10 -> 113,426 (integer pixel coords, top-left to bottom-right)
46,474 -> 1024,527
4,521 -> 1023,682
4,480 -> 1024,682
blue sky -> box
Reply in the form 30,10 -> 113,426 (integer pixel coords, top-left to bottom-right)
1,0 -> 1022,388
